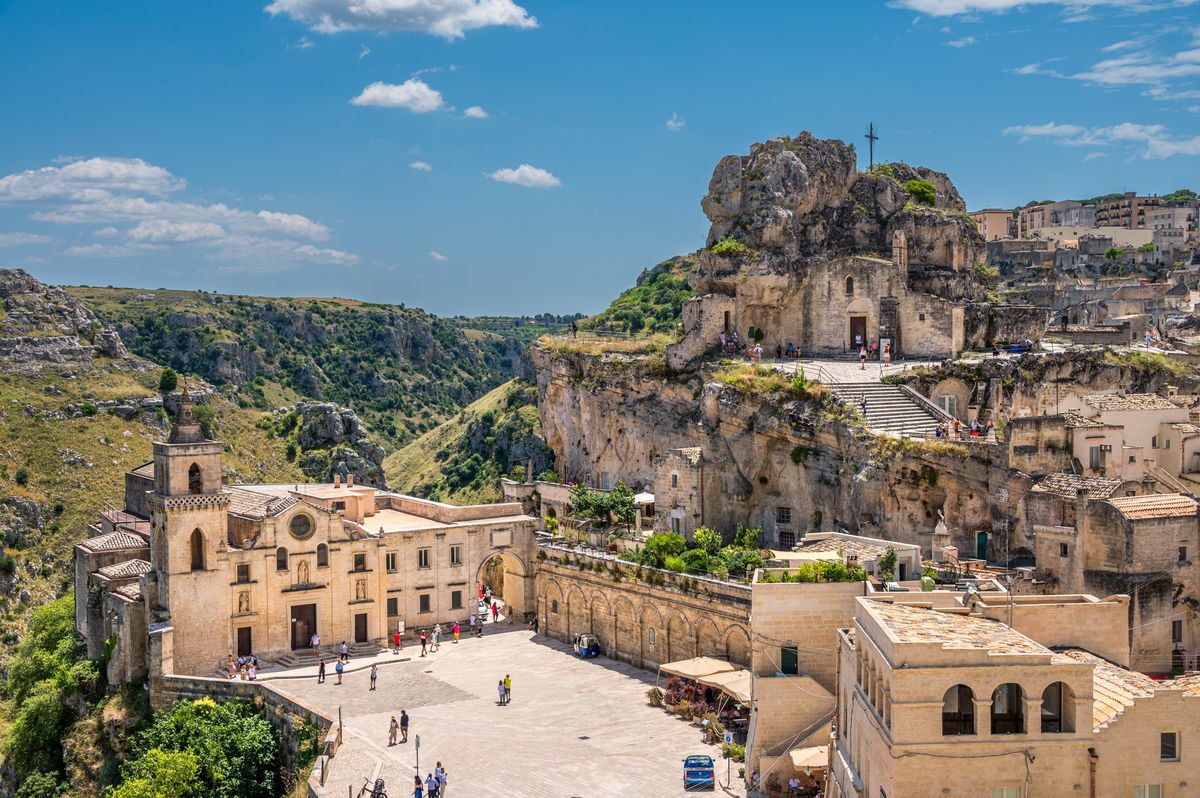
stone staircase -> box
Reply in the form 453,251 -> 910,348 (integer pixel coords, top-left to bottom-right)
830,382 -> 947,438
218,641 -> 386,675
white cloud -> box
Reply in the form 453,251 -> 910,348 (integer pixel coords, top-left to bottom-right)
350,79 -> 443,112
1003,119 -> 1200,158
0,232 -> 52,247
666,112 -> 686,132
1083,151 -> 1109,160
409,161 -> 433,171
946,35 -> 976,47
429,250 -> 448,261
0,157 -> 183,202
463,105 -> 488,119
358,43 -> 371,59
295,36 -> 315,49
892,0 -> 1196,16
486,164 -> 561,188
265,0 -> 538,39
0,155 -> 354,269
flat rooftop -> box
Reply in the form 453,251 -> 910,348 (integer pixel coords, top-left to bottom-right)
865,600 -> 1048,656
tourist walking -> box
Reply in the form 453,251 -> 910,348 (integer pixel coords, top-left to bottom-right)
490,602 -> 499,622
339,640 -> 349,661
413,775 -> 423,798
369,663 -> 378,691
420,630 -> 428,657
400,708 -> 409,742
317,659 -> 326,684
452,622 -> 460,643
388,715 -> 399,746
504,673 -> 512,703
334,659 -> 344,684
507,606 -> 514,625
432,623 -> 442,651
435,763 -> 447,795
425,772 -> 439,798
310,632 -> 320,653
859,347 -> 867,369
393,629 -> 402,653
497,678 -> 507,705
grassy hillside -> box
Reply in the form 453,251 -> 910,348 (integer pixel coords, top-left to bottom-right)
383,379 -> 550,505
0,359 -> 303,637
69,286 -> 529,449
581,254 -> 697,335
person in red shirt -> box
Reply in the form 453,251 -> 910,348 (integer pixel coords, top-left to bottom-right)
393,629 -> 402,653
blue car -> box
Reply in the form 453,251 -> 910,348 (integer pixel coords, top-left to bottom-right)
683,755 -> 715,790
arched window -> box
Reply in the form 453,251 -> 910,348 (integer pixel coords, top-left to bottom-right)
188,463 -> 202,495
1041,682 -> 1074,733
276,547 -> 288,572
845,276 -> 854,296
942,685 -> 975,735
317,543 -> 329,568
991,683 -> 1025,734
189,528 -> 205,571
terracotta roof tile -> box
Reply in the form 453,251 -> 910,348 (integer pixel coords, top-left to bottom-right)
1056,649 -> 1158,731
111,583 -> 142,601
79,530 -> 149,553
96,558 -> 152,581
1032,473 -> 1122,500
1107,493 -> 1197,520
1084,393 -> 1178,412
225,487 -> 298,519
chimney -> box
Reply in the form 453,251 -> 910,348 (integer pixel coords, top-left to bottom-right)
1168,385 -> 1179,398
333,473 -> 341,487
347,474 -> 355,487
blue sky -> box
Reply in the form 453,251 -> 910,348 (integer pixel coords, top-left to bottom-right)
0,0 -> 1198,316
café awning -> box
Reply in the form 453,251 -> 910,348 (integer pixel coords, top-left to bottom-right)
658,656 -> 738,681
790,745 -> 829,770
696,668 -> 752,704
634,492 -> 655,505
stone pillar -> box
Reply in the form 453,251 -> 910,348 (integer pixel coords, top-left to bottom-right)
879,297 -> 901,357
973,698 -> 992,737
1023,696 -> 1043,735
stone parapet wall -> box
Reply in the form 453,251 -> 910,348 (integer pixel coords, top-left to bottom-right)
535,545 -> 751,670
153,673 -> 341,798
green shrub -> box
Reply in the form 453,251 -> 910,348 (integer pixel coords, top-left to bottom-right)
693,526 -> 722,555
81,402 -> 98,416
15,771 -> 64,798
878,546 -> 897,581
710,236 -> 748,257
642,531 -> 687,568
664,555 -> 687,573
536,469 -> 559,482
904,178 -> 937,206
158,368 -> 178,393
14,467 -> 29,486
681,548 -> 710,574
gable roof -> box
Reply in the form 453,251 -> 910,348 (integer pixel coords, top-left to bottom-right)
78,530 -> 149,553
1107,493 -> 1197,521
96,558 -> 152,581
225,486 -> 299,519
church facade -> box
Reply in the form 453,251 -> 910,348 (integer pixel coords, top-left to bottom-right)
75,390 -> 537,681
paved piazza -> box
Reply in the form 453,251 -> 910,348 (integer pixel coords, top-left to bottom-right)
272,627 -> 748,797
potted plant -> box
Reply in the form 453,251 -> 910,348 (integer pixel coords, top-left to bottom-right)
646,686 -> 664,707
689,699 -> 707,725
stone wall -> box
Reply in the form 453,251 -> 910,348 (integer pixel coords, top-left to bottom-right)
152,673 -> 342,798
1007,415 -> 1072,477
535,545 -> 751,670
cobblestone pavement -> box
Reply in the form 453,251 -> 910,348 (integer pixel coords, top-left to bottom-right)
275,628 -> 748,797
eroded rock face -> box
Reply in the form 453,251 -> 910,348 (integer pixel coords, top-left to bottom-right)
0,268 -> 138,372
292,402 -> 387,487
699,131 -> 984,270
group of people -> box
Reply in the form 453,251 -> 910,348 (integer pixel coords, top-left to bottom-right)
857,341 -> 891,368
225,653 -> 259,680
497,673 -> 513,705
934,418 -> 995,441
314,639 -> 355,685
411,764 -> 448,798
718,330 -> 743,353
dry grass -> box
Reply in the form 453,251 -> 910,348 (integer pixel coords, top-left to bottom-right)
539,333 -> 676,357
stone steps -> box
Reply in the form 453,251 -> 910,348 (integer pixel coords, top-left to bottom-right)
830,382 -> 945,437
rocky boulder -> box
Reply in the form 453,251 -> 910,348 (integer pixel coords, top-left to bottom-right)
292,402 -> 388,487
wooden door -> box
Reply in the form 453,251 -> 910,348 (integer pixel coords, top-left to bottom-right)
354,613 -> 368,644
850,316 -> 867,350
291,603 -> 316,650
237,626 -> 252,657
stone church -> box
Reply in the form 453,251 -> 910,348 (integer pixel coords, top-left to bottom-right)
666,131 -> 1049,369
75,388 -> 536,681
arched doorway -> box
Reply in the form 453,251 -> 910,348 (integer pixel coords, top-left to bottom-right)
477,551 -> 532,621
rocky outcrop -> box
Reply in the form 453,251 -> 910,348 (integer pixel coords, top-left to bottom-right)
0,269 -> 138,373
291,402 -> 387,487
699,131 -> 985,277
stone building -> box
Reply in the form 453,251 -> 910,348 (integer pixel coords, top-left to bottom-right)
829,593 -> 1200,798
970,208 -> 1016,241
75,390 -> 537,680
651,447 -> 704,539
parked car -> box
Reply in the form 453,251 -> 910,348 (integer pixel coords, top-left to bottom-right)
683,755 -> 715,790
